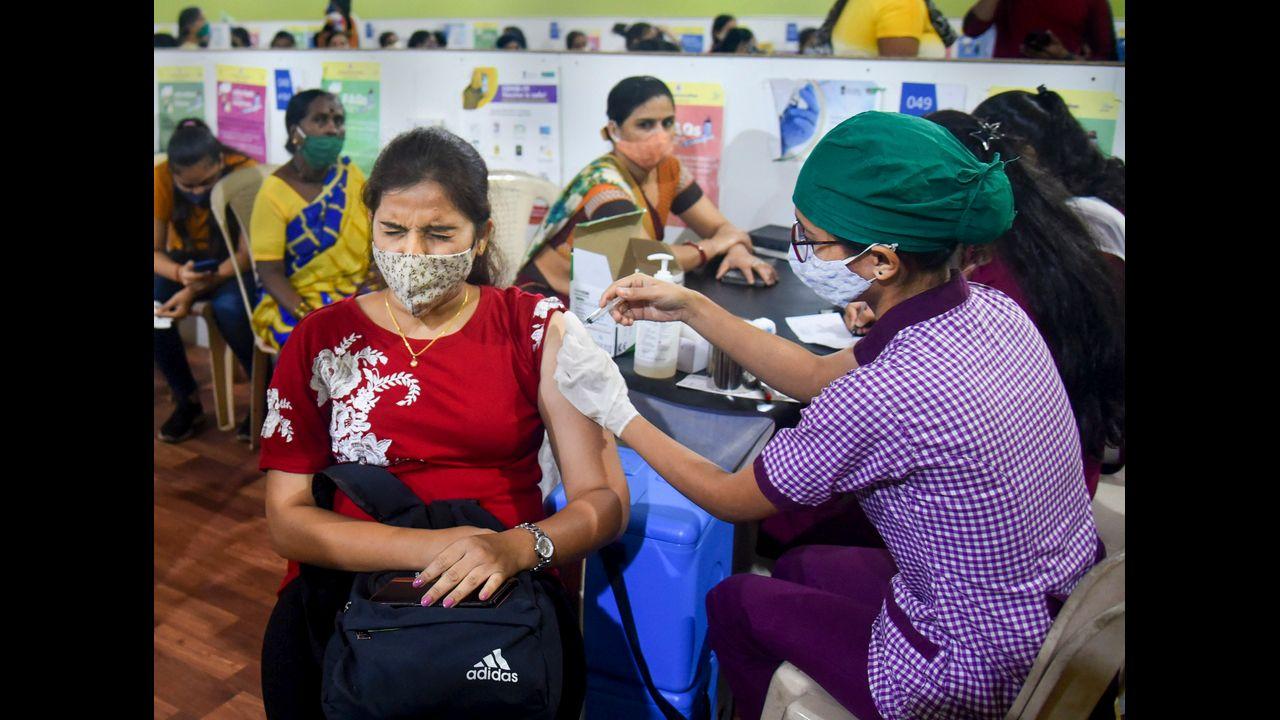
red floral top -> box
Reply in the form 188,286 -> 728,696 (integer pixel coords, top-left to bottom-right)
259,286 -> 566,590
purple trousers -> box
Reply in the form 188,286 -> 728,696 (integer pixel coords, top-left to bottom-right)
706,545 -> 895,720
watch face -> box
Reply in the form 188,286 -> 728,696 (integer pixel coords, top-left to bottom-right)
535,535 -> 554,558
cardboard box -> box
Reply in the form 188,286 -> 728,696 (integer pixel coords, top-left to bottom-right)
569,210 -> 672,356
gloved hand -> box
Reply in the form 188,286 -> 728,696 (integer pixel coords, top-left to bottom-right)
780,82 -> 819,158
554,312 -> 639,437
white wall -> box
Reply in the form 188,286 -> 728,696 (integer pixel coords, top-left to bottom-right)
155,48 -> 1124,234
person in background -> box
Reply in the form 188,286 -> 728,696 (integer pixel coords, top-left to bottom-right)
249,90 -> 373,351
177,6 -> 209,49
797,27 -> 821,53
515,76 -> 777,302
616,22 -> 659,51
154,119 -> 258,443
378,30 -> 399,48
322,0 -> 359,48
271,30 -> 297,48
502,25 -> 528,47
154,33 -> 179,48
963,0 -> 1117,60
566,30 -> 588,51
433,30 -> 448,47
496,32 -> 525,50
407,30 -> 434,48
924,0 -> 959,49
815,0 -> 946,57
633,38 -> 682,52
975,87 -> 1124,218
230,26 -> 252,48
711,14 -> 737,51
327,29 -> 351,48
714,27 -> 759,54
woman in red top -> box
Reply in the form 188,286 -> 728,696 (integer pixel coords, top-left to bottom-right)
258,126 -> 628,719
962,0 -> 1118,60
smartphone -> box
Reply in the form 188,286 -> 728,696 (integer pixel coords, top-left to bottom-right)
1024,31 -> 1052,51
720,263 -> 774,288
369,576 -> 518,609
192,258 -> 221,273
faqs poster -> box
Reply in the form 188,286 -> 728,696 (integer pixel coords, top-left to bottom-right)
322,61 -> 381,174
157,66 -> 206,152
215,65 -> 268,162
666,81 -> 724,229
988,86 -> 1121,156
460,66 -> 562,184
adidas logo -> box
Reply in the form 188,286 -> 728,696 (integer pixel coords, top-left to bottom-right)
466,648 -> 520,683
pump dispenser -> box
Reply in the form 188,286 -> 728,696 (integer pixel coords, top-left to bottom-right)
633,253 -> 682,379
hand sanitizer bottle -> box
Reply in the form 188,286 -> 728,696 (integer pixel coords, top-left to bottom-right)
633,253 -> 682,379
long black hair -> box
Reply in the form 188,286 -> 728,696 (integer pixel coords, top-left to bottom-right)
165,118 -> 247,257
974,87 -> 1125,214
926,109 -> 1124,460
363,127 -> 498,287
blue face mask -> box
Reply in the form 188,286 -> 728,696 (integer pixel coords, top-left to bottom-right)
789,242 -> 897,308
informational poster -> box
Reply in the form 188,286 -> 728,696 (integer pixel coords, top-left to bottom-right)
667,81 -> 724,228
474,22 -> 499,49
322,61 -> 381,174
899,82 -> 967,117
670,26 -> 705,53
157,66 -> 205,152
443,22 -> 468,48
988,86 -> 1121,156
274,69 -> 294,110
215,65 -> 268,162
770,79 -> 882,161
460,66 -> 562,184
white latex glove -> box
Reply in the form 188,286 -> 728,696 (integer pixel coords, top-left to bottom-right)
554,312 -> 639,437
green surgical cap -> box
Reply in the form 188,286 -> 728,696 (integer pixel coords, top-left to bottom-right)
792,111 -> 1015,252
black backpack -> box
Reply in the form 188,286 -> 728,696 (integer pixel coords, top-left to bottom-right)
308,462 -> 582,720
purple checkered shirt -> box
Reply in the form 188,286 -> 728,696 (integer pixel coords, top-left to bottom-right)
755,273 -> 1101,719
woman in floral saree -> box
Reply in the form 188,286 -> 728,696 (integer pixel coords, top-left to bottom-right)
251,89 -> 374,350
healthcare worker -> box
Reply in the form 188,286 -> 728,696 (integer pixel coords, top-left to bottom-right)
553,112 -> 1103,720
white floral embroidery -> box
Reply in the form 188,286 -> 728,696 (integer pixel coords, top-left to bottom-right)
261,388 -> 295,443
308,334 -> 421,465
530,297 -> 566,352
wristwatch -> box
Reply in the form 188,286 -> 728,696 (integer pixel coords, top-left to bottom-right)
516,522 -> 555,572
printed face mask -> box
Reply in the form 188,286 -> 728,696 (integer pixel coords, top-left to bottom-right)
611,127 -> 676,171
789,243 -> 896,308
373,245 -> 475,317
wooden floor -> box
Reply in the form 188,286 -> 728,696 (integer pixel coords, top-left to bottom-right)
155,348 -> 278,720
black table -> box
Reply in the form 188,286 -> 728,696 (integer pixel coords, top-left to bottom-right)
616,256 -> 839,430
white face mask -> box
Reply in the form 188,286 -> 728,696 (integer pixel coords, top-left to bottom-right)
788,243 -> 896,308
373,245 -> 475,317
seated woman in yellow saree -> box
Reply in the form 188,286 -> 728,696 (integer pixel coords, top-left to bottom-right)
250,89 -> 372,350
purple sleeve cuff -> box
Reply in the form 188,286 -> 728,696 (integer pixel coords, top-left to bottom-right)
754,454 -> 808,511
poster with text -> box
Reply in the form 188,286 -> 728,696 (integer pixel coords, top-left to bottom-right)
216,65 -> 268,162
770,79 -> 882,161
899,82 -> 967,117
157,66 -> 206,152
322,61 -> 381,174
460,66 -> 562,185
474,22 -> 499,49
988,86 -> 1121,156
667,81 -> 724,229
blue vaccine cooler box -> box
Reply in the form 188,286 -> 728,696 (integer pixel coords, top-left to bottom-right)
546,393 -> 774,720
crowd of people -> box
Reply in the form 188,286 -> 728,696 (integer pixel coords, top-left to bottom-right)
154,0 -> 1121,60
155,3 -> 1124,720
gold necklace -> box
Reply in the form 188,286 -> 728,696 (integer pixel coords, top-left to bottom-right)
383,287 -> 471,368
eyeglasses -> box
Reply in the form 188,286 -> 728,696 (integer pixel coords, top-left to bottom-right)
790,221 -> 844,262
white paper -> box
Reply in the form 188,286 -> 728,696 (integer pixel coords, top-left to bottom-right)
154,301 -> 173,330
785,313 -> 859,350
676,374 -> 798,404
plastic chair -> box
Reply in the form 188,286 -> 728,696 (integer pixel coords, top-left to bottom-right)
182,300 -> 237,431
154,153 -> 167,166
758,551 -> 1126,720
487,171 -> 561,287
210,164 -> 278,450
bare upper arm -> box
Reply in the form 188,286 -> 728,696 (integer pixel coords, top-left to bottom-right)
536,312 -> 629,528
877,36 -> 920,56
677,195 -> 729,239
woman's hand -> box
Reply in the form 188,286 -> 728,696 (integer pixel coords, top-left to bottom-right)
717,243 -> 779,285
843,301 -> 876,335
413,528 -> 532,608
706,225 -> 754,256
178,260 -> 215,292
602,273 -> 701,325
156,287 -> 196,319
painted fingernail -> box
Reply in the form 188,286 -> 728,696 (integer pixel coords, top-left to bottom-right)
421,595 -> 433,606
442,597 -> 455,608
478,592 -> 489,601
412,578 -> 423,587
